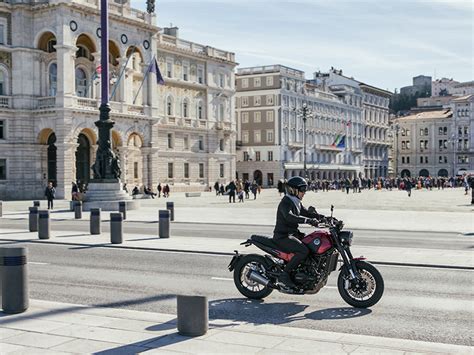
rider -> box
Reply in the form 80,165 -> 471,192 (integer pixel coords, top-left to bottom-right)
273,176 -> 325,288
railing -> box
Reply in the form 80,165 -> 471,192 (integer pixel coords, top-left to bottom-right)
0,96 -> 11,108
127,104 -> 144,115
37,97 -> 55,109
76,97 -> 98,109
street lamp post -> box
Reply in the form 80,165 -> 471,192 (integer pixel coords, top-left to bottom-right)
91,0 -> 121,181
450,133 -> 456,179
394,123 -> 400,178
299,103 -> 311,180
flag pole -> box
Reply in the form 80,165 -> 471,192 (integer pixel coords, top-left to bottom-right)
110,45 -> 136,101
132,55 -> 155,105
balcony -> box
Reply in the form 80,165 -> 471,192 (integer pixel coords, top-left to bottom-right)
215,121 -> 232,132
0,96 -> 12,109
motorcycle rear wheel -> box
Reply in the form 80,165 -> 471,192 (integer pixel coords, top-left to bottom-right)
233,254 -> 273,299
337,260 -> 384,308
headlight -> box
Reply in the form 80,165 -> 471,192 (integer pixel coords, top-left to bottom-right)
340,231 -> 353,246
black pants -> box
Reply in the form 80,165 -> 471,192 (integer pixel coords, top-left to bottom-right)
274,235 -> 309,273
229,192 -> 235,203
47,199 -> 54,209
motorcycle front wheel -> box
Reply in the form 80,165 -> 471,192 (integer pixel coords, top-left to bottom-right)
233,254 -> 273,300
337,260 -> 384,308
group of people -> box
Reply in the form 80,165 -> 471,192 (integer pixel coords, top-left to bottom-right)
214,180 -> 261,203
128,183 -> 171,198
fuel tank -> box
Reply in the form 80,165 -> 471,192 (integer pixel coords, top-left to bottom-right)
302,230 -> 333,254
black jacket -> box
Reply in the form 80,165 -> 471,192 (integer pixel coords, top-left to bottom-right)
273,195 -> 319,240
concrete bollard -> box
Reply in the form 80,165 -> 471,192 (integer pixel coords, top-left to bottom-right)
38,210 -> 50,239
166,201 -> 174,221
159,210 -> 170,238
110,213 -> 123,244
1,246 -> 29,314
177,295 -> 208,336
28,207 -> 39,232
74,201 -> 82,219
118,201 -> 127,220
0,200 -> 2,217
33,201 -> 40,207
90,208 -> 101,235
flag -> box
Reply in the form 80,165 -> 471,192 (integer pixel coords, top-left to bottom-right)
148,57 -> 165,85
331,134 -> 345,148
96,65 -> 102,74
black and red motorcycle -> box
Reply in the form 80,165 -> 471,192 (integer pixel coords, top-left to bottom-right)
228,207 -> 384,308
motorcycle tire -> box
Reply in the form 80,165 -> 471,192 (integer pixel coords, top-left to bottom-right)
233,254 -> 273,300
337,260 -> 384,308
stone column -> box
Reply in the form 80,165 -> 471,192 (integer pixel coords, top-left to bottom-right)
55,142 -> 77,199
117,146 -> 129,185
55,45 -> 76,107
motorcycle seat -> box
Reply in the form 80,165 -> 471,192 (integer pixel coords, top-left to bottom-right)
250,235 -> 279,249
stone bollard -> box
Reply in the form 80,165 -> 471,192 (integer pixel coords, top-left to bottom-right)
74,201 -> 83,219
119,201 -> 127,220
159,210 -> 170,238
177,295 -> 208,336
28,207 -> 39,232
90,208 -> 101,235
110,213 -> 123,244
38,210 -> 50,240
166,201 -> 174,221
33,201 -> 40,207
1,246 -> 29,314
0,200 -> 2,217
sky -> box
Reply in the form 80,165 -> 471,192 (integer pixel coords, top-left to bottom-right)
130,0 -> 473,92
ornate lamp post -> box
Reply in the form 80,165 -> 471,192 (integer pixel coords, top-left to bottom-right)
449,133 -> 456,178
91,0 -> 121,181
297,103 -> 312,180
393,123 -> 400,177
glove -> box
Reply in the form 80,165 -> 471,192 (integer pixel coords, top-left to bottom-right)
307,218 -> 320,227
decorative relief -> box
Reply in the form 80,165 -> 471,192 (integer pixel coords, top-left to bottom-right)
0,51 -> 11,67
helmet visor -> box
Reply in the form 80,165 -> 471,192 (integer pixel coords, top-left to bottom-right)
298,185 -> 307,193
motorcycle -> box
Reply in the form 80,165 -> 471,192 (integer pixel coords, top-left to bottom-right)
228,206 -> 384,308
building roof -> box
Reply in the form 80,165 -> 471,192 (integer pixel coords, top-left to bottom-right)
396,109 -> 453,121
452,94 -> 474,102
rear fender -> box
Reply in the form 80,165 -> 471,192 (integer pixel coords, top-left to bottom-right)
228,250 -> 243,272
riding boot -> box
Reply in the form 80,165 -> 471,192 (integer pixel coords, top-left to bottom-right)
278,271 -> 296,288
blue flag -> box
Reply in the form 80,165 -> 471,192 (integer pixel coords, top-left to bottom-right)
148,58 -> 165,85
336,135 -> 346,148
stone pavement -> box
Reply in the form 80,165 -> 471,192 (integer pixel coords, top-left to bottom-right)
1,299 -> 472,354
1,188 -> 473,234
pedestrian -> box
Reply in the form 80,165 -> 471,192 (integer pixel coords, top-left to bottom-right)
227,180 -> 236,203
144,186 -> 157,199
71,182 -> 79,201
238,189 -> 244,203
163,184 -> 170,198
214,181 -> 220,196
123,183 -> 129,194
244,180 -> 250,199
44,181 -> 56,210
157,183 -> 162,198
405,178 -> 412,197
132,186 -> 140,196
463,174 -> 469,195
251,181 -> 258,200
219,184 -> 225,196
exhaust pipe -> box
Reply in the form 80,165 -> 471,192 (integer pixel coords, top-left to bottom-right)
247,271 -> 270,286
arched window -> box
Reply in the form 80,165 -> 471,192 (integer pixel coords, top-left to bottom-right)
0,71 -> 5,96
76,45 -> 90,60
49,63 -> 57,96
166,97 -> 173,116
75,68 -> 88,97
47,39 -> 56,53
219,103 -> 225,121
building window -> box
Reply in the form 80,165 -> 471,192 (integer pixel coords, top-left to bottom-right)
266,111 -> 274,122
242,97 -> 249,107
424,128 -> 429,136
425,156 -> 428,163
254,131 -> 261,143
254,96 -> 261,106
0,120 -> 4,139
406,156 -> 410,164
198,163 -> 204,178
167,133 -> 173,149
219,139 -> 224,151
242,131 -> 249,143
183,101 -> 188,117
420,128 -> 424,136
75,68 -> 88,97
198,136 -> 204,150
243,152 -> 249,161
167,61 -> 173,77
168,162 -> 173,178
49,63 -> 57,96
406,141 -> 411,149
0,71 -> 4,96
219,163 -> 224,178
438,156 -> 443,163
133,162 -> 139,179
219,104 -> 225,121
0,159 -> 5,179
255,151 -> 261,161
242,78 -> 248,88
266,130 -> 273,142
267,173 -> 274,185
219,74 -> 225,88
183,65 -> 189,81
254,112 -> 261,123
254,77 -> 261,87
402,156 -> 405,164
464,126 -> 468,135
184,163 -> 189,178
183,135 -> 189,150
266,95 -> 274,105
197,68 -> 204,84
242,112 -> 249,123
198,102 -> 203,119
167,98 -> 173,116
402,141 -> 406,150
266,76 -> 273,86
0,24 -> 4,45
268,151 -> 273,161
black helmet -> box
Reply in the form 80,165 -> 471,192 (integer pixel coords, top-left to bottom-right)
286,176 -> 308,196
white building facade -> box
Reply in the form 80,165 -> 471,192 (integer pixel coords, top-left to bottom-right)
0,0 -> 236,200
235,65 -> 363,186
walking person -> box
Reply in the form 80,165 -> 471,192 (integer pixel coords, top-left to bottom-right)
405,178 -> 412,197
157,183 -> 162,198
214,181 -> 220,196
163,184 -> 170,198
227,180 -> 236,203
251,181 -> 258,200
44,181 -> 56,210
